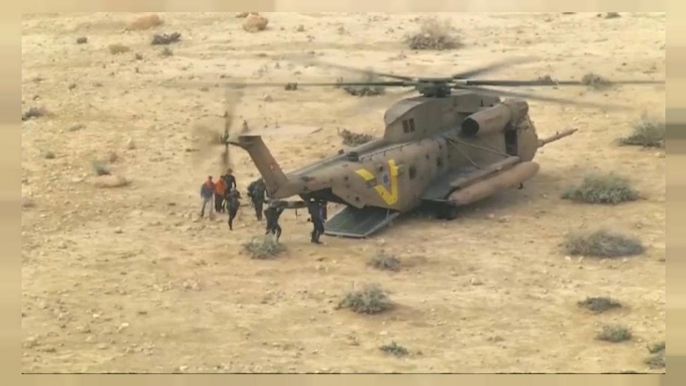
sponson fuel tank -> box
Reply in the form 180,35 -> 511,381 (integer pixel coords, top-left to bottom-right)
448,161 -> 540,206
460,99 -> 529,137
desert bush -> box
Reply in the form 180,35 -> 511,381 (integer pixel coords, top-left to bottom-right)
619,115 -> 665,148
338,128 -> 374,147
108,44 -> 130,55
336,72 -> 386,96
338,283 -> 392,315
380,342 -> 409,357
243,236 -> 285,259
127,14 -> 163,31
76,37 -> 88,44
581,72 -> 612,90
91,160 -> 111,176
563,229 -> 645,257
22,106 -> 47,121
368,251 -> 401,272
577,296 -> 622,313
561,173 -> 639,204
405,17 -> 461,51
42,151 -> 55,159
152,32 -> 181,45
644,341 -> 665,369
596,324 -> 632,342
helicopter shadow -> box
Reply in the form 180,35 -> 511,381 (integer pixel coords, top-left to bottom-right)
373,170 -> 569,236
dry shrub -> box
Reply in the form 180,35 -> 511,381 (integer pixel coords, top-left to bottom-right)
22,106 -> 47,121
91,160 -> 111,176
563,229 -> 645,258
22,197 -> 35,209
338,128 -> 374,147
338,283 -> 392,315
619,114 -> 665,149
336,71 -> 386,96
368,251 -> 401,272
108,44 -> 130,55
577,296 -> 622,313
644,342 -> 665,369
127,14 -> 163,31
76,37 -> 88,44
42,151 -> 55,159
581,72 -> 612,90
604,12 -> 621,19
243,236 -> 285,259
562,173 -> 639,204
380,342 -> 409,357
152,32 -> 181,45
242,14 -> 269,33
92,175 -> 129,189
405,17 -> 461,51
596,324 -> 632,342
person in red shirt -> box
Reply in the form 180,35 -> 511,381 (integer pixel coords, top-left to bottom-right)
199,176 -> 215,219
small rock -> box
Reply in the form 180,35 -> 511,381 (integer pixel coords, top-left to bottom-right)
564,256 -> 572,261
76,37 -> 88,44
179,365 -> 189,372
115,228 -> 123,234
470,277 -> 483,286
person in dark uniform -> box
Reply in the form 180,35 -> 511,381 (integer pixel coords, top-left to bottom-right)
264,202 -> 285,242
247,178 -> 267,221
225,188 -> 241,230
222,169 -> 237,192
307,198 -> 325,244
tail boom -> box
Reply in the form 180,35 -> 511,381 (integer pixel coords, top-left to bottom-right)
229,135 -> 296,198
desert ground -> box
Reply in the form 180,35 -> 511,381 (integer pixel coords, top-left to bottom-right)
21,12 -> 665,373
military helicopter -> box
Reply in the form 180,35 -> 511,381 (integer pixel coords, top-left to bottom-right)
184,57 -> 663,238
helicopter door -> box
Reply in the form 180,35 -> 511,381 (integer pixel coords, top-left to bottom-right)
505,129 -> 518,156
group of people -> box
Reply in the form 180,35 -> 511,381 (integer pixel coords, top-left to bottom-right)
199,170 -> 328,244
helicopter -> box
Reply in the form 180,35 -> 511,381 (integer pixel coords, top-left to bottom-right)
183,57 -> 663,239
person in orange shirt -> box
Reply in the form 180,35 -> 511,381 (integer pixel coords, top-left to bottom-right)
214,176 -> 227,213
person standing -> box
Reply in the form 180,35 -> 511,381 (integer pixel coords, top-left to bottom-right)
214,175 -> 227,213
264,202 -> 285,242
307,198 -> 325,244
199,176 -> 215,219
223,168 -> 237,192
226,188 -> 241,230
247,178 -> 267,221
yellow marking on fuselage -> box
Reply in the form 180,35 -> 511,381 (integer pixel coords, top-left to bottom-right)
355,160 -> 399,206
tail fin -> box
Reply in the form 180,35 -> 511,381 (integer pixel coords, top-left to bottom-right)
234,136 -> 290,196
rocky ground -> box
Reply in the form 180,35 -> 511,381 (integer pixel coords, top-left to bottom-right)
21,12 -> 665,373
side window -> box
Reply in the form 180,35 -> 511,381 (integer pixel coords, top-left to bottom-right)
437,157 -> 443,168
402,119 -> 416,133
409,165 -> 417,180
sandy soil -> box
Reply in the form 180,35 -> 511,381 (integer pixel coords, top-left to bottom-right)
21,12 -> 666,373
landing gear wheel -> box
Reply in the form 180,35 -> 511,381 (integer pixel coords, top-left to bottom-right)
436,205 -> 458,220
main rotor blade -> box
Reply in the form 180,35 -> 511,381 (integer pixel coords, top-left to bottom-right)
283,55 -> 416,82
166,80 -> 412,89
454,85 -> 633,111
452,57 -> 538,79
456,79 -> 665,87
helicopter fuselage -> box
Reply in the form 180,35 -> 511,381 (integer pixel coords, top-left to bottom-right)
277,91 -> 542,214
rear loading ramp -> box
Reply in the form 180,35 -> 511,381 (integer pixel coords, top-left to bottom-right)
324,206 -> 400,238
